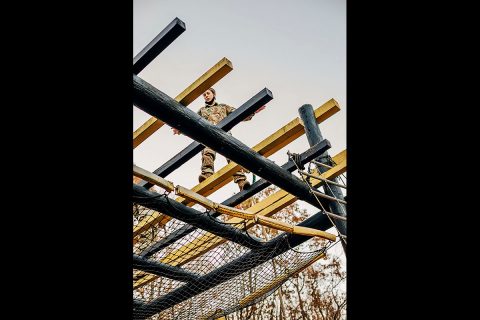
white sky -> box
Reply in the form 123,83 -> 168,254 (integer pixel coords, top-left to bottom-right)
133,0 -> 346,252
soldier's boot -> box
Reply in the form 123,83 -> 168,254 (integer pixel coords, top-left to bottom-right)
237,179 -> 251,192
199,172 -> 213,183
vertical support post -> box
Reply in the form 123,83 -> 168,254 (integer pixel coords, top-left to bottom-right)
298,104 -> 347,252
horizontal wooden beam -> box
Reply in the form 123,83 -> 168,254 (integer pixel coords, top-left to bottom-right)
133,57 -> 233,148
174,185 -> 336,240
133,164 -> 174,192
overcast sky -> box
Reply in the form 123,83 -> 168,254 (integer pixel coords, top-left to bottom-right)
133,0 -> 346,222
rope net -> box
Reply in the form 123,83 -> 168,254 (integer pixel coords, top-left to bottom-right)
132,188 -> 333,320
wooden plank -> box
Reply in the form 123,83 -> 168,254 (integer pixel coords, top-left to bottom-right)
133,150 -> 346,289
133,57 -> 233,148
133,164 -> 175,192
132,99 -> 340,238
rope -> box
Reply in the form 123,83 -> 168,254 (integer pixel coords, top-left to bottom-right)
288,152 -> 347,245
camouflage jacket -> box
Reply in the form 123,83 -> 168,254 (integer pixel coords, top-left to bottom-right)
197,101 -> 254,125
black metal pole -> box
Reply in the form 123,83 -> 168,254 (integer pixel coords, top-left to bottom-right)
133,17 -> 186,75
139,88 -> 273,188
133,211 -> 333,319
298,104 -> 346,252
133,184 -> 263,250
133,75 -> 335,212
133,254 -> 200,283
140,140 -> 331,258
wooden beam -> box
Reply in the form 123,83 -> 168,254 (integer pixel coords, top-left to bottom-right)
133,150 -> 346,289
133,57 -> 233,148
132,98 -> 340,237
133,164 -> 175,192
174,185 -> 336,240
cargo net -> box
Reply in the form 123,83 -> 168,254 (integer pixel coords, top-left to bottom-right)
132,186 -> 344,320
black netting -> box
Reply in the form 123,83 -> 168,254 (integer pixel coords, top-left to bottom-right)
132,191 -> 332,320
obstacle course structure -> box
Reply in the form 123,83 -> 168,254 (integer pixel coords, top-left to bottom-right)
133,18 -> 347,320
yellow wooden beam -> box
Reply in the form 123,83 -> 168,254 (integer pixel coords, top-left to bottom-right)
175,185 -> 335,240
133,57 -> 234,148
133,164 -> 175,192
132,99 -> 341,238
133,150 -> 346,289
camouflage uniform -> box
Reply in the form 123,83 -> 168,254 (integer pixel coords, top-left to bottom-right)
197,101 -> 254,188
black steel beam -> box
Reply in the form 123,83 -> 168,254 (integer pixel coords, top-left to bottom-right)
133,74 -> 334,212
133,17 -> 186,75
133,210 -> 333,319
133,184 -> 263,250
140,140 -> 331,258
299,104 -> 346,252
139,88 -> 273,189
133,254 -> 200,283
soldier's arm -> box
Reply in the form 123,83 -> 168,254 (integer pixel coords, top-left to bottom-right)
243,105 -> 266,121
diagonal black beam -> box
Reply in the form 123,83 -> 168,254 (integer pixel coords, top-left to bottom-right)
133,254 -> 200,283
133,17 -> 186,75
133,184 -> 263,250
133,210 -> 334,319
133,74 -> 334,212
139,88 -> 273,189
140,140 -> 331,258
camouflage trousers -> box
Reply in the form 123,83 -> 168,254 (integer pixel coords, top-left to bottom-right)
200,147 -> 247,183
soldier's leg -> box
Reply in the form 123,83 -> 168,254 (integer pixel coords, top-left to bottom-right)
199,147 -> 216,183
226,159 -> 251,191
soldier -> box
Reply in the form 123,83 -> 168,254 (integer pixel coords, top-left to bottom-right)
173,88 -> 265,191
